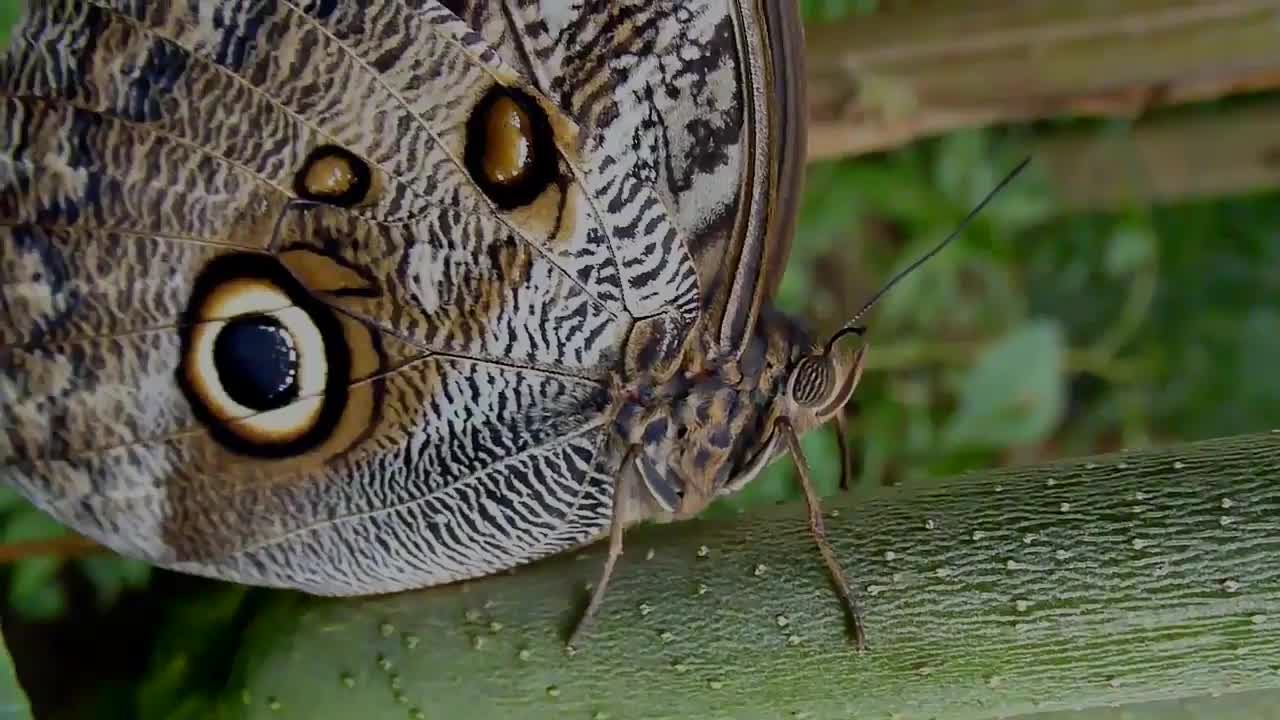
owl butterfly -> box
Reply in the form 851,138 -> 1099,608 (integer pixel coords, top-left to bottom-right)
0,0 -> 1025,648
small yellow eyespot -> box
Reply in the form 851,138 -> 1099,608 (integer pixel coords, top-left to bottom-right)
294,145 -> 372,207
481,95 -> 534,185
464,86 -> 558,210
302,155 -> 357,198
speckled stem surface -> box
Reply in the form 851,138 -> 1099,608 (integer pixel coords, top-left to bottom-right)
222,431 -> 1280,720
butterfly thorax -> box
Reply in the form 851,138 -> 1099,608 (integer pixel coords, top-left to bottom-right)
612,307 -> 824,524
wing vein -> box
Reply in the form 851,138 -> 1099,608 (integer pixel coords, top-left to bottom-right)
272,0 -> 622,321
225,418 -> 607,556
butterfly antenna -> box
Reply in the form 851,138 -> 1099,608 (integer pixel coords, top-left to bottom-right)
825,156 -> 1032,355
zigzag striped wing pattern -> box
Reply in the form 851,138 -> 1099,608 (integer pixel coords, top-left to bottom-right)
0,0 -> 755,593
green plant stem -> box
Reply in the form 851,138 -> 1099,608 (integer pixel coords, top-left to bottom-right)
221,431 -> 1280,720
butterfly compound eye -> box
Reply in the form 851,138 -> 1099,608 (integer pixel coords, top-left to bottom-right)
464,85 -> 559,209
789,355 -> 836,409
178,254 -> 351,457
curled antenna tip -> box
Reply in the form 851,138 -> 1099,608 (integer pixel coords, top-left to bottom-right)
826,156 -> 1033,350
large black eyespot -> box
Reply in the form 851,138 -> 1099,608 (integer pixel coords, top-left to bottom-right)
212,314 -> 299,412
177,253 -> 350,457
294,144 -> 373,207
464,85 -> 559,209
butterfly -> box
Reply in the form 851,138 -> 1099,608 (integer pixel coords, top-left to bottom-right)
0,0 -> 1025,649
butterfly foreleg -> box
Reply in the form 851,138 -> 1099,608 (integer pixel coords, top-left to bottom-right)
780,418 -> 868,651
566,443 -> 641,650
834,410 -> 853,492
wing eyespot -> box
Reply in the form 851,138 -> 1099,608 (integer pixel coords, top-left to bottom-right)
464,86 -> 559,209
212,313 -> 300,411
178,254 -> 351,457
294,145 -> 374,207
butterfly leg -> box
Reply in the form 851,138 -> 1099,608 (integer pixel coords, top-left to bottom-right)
780,419 -> 868,651
834,410 -> 853,492
566,444 -> 639,649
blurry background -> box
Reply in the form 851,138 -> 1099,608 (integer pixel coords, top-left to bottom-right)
3,0 -> 1280,717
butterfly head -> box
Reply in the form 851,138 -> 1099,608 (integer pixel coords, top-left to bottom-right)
778,156 -> 1032,435
782,332 -> 868,432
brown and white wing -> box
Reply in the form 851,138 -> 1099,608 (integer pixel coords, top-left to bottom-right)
0,0 -> 784,595
450,0 -> 808,358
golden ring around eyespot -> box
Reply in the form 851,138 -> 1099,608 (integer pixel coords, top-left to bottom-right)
183,284 -> 328,445
177,253 -> 352,458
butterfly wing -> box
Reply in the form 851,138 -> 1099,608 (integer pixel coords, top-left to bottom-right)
453,0 -> 808,358
0,0 -> 790,594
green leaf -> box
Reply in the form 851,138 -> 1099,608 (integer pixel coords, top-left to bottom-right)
1103,219 -> 1157,278
942,321 -> 1067,450
136,585 -> 250,720
0,2 -> 22,49
934,130 -> 992,209
2,509 -> 69,622
75,555 -> 153,611
0,624 -> 32,720
0,490 -> 26,516
800,0 -> 880,23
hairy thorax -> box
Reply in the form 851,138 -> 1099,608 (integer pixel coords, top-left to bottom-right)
611,308 -> 817,525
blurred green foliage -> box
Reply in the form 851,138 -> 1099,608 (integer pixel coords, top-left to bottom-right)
0,486 -> 150,624
0,629 -> 32,720
0,2 -> 19,49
